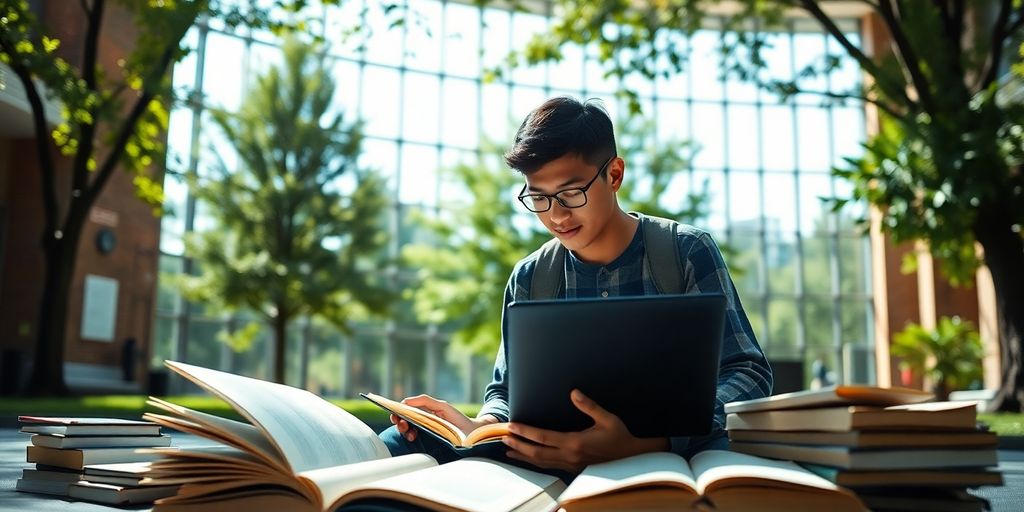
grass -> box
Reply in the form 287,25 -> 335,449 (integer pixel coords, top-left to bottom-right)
2,396 -> 1022,436
0,395 -> 481,428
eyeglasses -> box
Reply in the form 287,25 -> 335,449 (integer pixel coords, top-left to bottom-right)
516,156 -> 615,213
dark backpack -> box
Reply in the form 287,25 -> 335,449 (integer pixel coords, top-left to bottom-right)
528,213 -> 687,300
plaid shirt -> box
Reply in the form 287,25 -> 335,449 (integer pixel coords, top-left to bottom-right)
479,214 -> 773,457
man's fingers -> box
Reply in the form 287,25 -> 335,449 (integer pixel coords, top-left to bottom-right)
503,436 -> 559,464
508,422 -> 565,447
403,394 -> 445,410
571,389 -> 614,426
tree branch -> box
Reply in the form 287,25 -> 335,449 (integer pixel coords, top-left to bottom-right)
980,0 -> 1013,91
797,0 -> 917,112
83,38 -> 179,209
71,0 -> 105,198
876,0 -> 938,115
79,0 -> 90,15
0,37 -> 60,245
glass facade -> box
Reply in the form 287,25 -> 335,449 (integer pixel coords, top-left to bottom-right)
156,1 -> 872,398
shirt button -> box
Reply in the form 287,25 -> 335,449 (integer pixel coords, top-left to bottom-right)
601,291 -> 609,298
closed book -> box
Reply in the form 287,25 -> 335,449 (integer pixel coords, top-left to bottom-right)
727,429 -> 998,448
31,433 -> 172,449
16,477 -> 75,496
83,461 -> 153,487
26,445 -> 172,471
68,480 -> 179,505
857,488 -> 989,512
21,467 -> 84,483
725,402 -> 977,432
800,464 -> 1004,488
729,442 -> 998,470
20,416 -> 162,437
724,385 -> 934,414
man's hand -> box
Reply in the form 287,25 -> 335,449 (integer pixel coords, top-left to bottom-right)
389,394 -> 497,442
502,389 -> 668,473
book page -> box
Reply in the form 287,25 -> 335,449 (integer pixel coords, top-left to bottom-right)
167,361 -> 389,474
330,458 -> 565,512
464,422 -> 510,446
724,386 -> 933,413
361,393 -> 465,446
299,453 -> 437,508
146,398 -> 285,470
558,452 -> 698,504
690,450 -> 845,495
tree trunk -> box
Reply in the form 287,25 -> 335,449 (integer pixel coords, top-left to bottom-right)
272,312 -> 288,384
27,221 -> 85,395
975,205 -> 1024,412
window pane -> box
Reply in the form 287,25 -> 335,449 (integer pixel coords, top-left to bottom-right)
403,72 -> 441,144
762,105 -> 795,171
802,235 -> 833,295
767,299 -> 799,355
690,30 -> 724,101
362,66 -> 401,138
728,171 -> 760,226
729,231 -> 763,296
763,172 -> 797,234
405,0 -> 443,73
766,231 -> 798,295
839,235 -> 870,295
444,2 -> 481,78
202,31 -> 246,111
796,107 -> 831,171
441,78 -> 479,149
726,104 -> 759,170
804,298 -> 835,350
692,103 -> 725,169
399,144 -> 439,206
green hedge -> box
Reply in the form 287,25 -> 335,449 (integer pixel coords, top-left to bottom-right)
2,396 -> 1021,436
0,395 -> 482,429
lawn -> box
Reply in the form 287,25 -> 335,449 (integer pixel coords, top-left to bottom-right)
2,396 -> 1022,436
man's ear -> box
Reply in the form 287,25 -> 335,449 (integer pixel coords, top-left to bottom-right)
608,158 -> 625,192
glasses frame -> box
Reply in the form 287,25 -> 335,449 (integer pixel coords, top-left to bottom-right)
516,155 -> 616,213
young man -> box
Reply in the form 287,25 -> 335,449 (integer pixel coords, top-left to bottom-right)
380,97 -> 773,475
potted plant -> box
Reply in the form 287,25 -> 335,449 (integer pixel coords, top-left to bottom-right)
891,316 -> 984,401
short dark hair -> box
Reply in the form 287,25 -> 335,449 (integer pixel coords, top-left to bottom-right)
504,97 -> 616,175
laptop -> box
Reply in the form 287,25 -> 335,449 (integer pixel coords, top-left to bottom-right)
506,293 -> 726,438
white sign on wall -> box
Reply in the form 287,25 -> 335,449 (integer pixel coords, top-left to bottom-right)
81,274 -> 118,342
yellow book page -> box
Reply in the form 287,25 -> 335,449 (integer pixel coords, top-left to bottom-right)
362,393 -> 465,446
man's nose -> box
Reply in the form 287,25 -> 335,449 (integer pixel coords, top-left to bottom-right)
548,200 -> 571,223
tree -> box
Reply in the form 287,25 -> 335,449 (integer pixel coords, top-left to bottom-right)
404,125 -> 707,357
179,37 -> 392,385
510,0 -> 1024,411
0,0 -> 315,394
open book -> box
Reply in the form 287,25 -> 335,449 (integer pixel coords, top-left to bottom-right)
557,450 -> 866,512
361,392 -> 509,449
143,361 -> 566,512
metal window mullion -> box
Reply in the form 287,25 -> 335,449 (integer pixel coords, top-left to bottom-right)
823,29 -> 844,384
788,20 -> 808,365
174,18 -> 211,376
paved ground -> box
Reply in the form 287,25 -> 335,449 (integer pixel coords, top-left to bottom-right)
0,428 -> 1021,511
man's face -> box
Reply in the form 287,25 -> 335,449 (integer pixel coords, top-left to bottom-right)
521,153 -> 624,254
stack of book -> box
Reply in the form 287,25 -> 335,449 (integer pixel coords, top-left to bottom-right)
724,386 -> 1004,512
15,416 -> 181,505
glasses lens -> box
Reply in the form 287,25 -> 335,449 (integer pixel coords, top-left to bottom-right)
522,195 -> 551,212
555,189 -> 587,208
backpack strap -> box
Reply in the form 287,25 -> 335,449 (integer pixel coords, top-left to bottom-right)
529,214 -> 685,299
638,214 -> 684,294
529,237 -> 566,300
